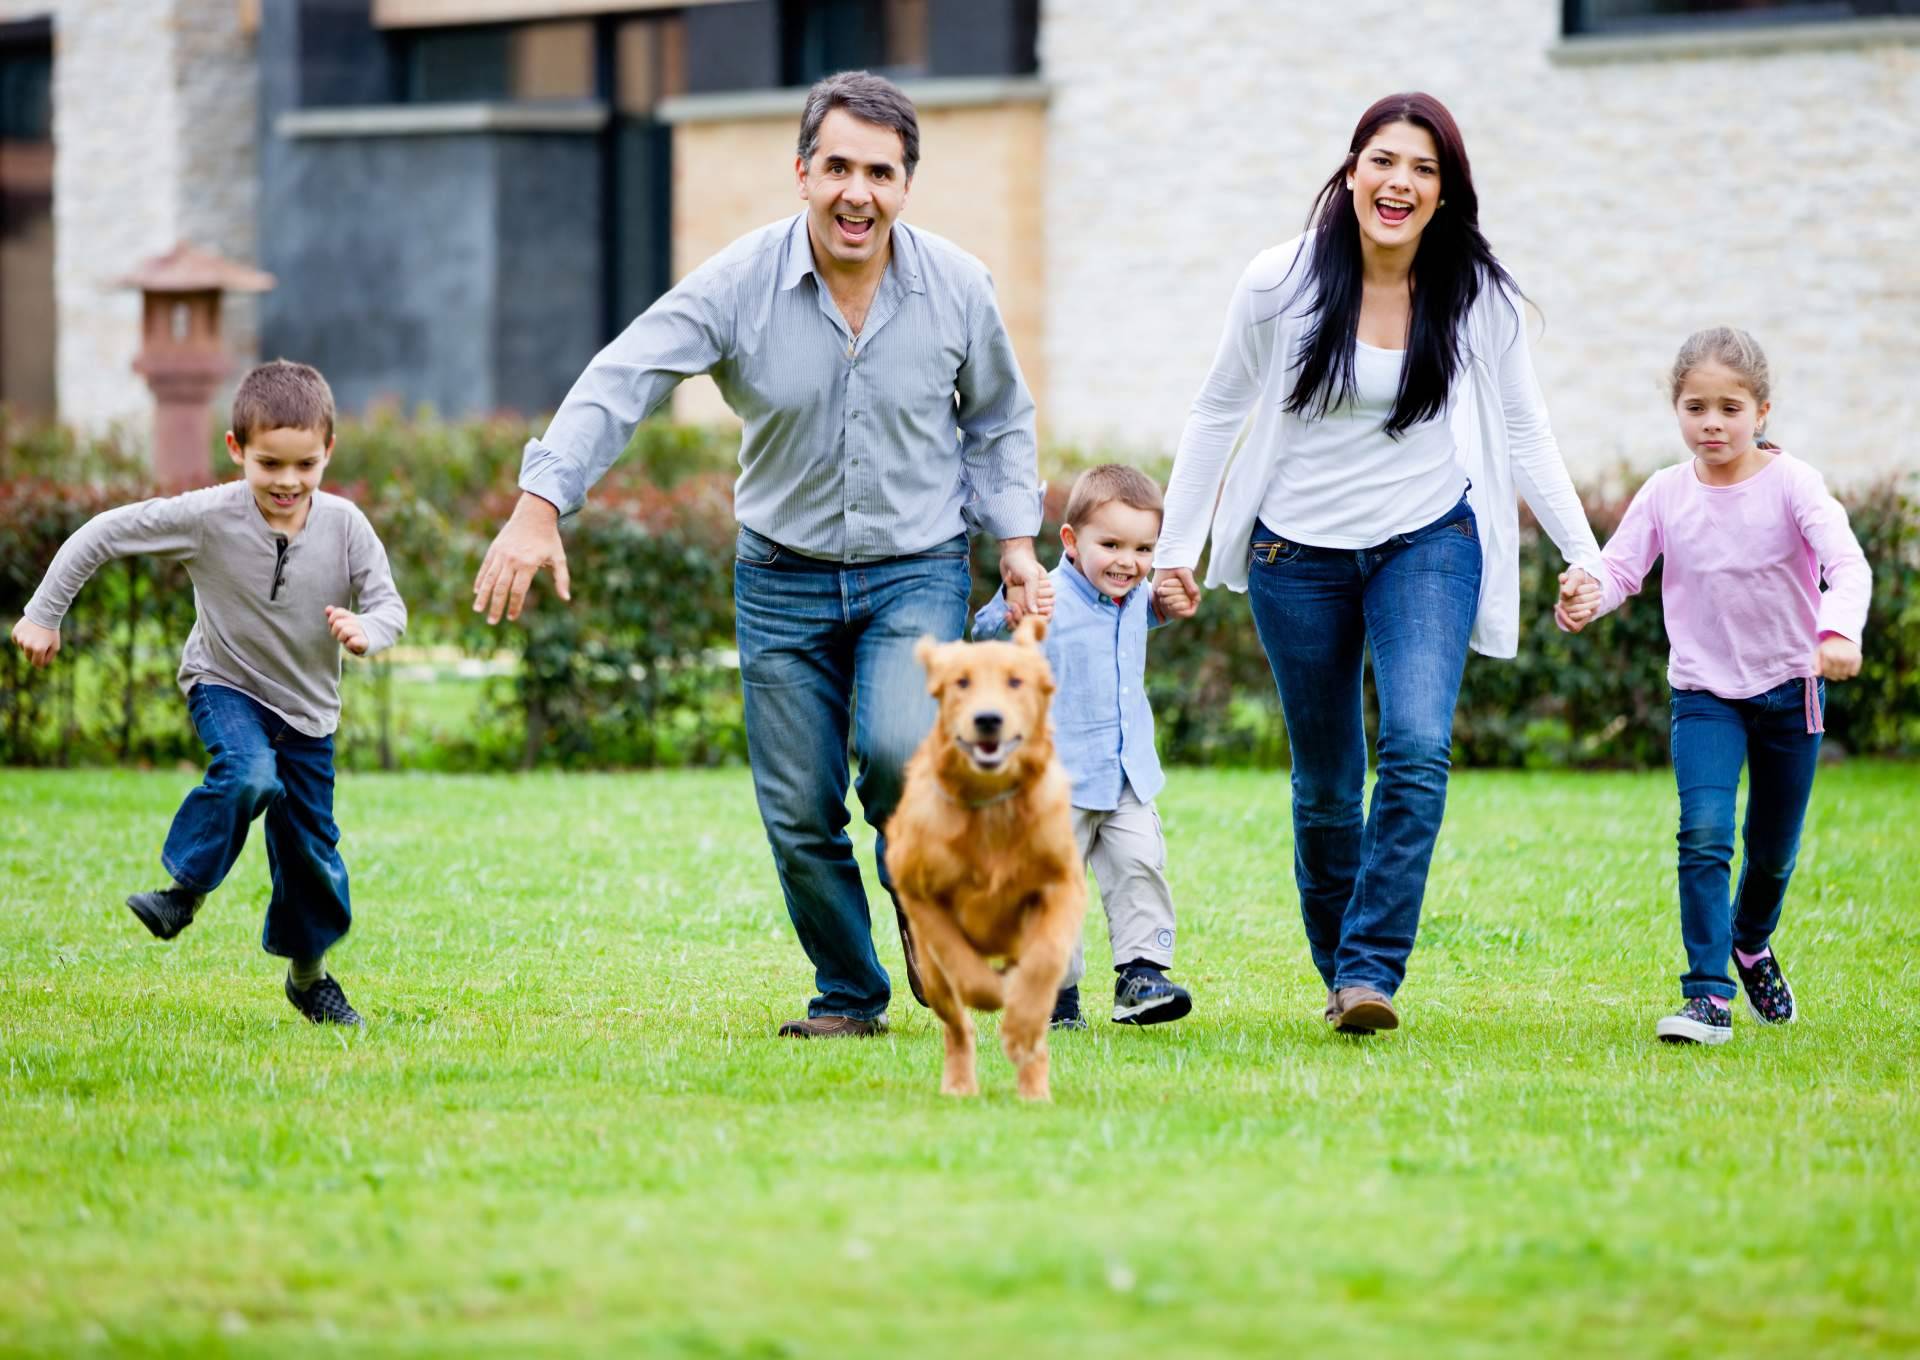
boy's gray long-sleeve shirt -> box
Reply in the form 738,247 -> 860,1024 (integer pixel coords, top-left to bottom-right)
23,481 -> 407,737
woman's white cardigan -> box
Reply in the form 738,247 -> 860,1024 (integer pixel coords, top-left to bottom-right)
1156,237 -> 1604,659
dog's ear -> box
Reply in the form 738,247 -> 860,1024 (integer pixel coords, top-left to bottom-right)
914,635 -> 942,694
1013,615 -> 1049,648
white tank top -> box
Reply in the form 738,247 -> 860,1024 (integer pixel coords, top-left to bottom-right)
1257,340 -> 1465,549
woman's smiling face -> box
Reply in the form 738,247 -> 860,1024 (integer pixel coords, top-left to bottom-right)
1348,120 -> 1442,252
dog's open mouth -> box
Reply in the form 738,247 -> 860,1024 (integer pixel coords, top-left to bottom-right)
956,734 -> 1023,771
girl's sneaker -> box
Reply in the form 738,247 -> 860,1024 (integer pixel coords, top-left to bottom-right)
1656,996 -> 1732,1045
1733,948 -> 1796,1025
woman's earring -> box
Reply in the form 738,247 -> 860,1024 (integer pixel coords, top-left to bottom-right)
1440,198 -> 1447,207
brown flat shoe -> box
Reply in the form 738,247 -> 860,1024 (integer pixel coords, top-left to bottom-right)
1332,986 -> 1399,1035
889,890 -> 929,1008
777,1014 -> 888,1039
1324,989 -> 1340,1025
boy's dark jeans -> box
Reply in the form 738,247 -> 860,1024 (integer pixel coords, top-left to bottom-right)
1244,498 -> 1482,999
161,682 -> 351,961
1669,678 -> 1823,1000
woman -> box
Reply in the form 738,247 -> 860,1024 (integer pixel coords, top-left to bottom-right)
1154,92 -> 1603,1035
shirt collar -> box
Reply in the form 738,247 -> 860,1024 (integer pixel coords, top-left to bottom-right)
1058,559 -> 1143,613
778,214 -> 927,296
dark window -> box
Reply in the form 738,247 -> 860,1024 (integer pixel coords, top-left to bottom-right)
1566,0 -> 1920,36
400,20 -> 595,103
781,0 -> 930,86
1,16 -> 55,419
0,19 -> 52,139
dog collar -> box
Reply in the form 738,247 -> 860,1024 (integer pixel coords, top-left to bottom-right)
938,785 -> 1020,810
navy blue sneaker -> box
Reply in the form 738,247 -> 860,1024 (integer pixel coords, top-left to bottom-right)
126,884 -> 203,940
1111,965 -> 1191,1026
1050,985 -> 1089,1031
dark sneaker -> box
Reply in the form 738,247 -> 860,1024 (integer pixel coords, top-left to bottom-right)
777,1014 -> 887,1039
1112,966 -> 1192,1026
1656,996 -> 1731,1045
1733,949 -> 1796,1025
1050,985 -> 1089,1031
285,973 -> 362,1026
1330,986 -> 1398,1034
126,885 -> 203,941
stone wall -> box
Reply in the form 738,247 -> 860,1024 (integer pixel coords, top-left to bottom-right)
1040,1 -> 1920,485
0,0 -> 258,435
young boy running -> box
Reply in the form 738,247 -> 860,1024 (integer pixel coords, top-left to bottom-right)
11,360 -> 406,1024
973,464 -> 1194,1028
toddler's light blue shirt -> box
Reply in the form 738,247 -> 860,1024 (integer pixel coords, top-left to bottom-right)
972,560 -> 1166,811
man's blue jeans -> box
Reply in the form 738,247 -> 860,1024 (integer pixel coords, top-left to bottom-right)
733,526 -> 971,1020
1669,679 -> 1823,1000
1244,499 -> 1482,998
162,682 -> 351,962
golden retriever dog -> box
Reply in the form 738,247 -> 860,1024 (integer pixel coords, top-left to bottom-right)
884,616 -> 1086,1101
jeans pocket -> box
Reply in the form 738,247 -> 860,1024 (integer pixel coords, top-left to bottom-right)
735,527 -> 782,566
1250,537 -> 1302,566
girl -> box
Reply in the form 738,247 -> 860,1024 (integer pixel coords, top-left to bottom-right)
1560,327 -> 1869,1045
1154,92 -> 1605,1035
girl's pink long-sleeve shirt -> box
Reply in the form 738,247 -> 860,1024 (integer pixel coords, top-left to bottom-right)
1591,451 -> 1870,700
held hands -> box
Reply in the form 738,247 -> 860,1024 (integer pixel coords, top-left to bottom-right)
473,492 -> 571,625
1554,567 -> 1601,633
1815,634 -> 1862,681
999,537 -> 1054,625
1153,567 -> 1200,620
326,606 -> 370,656
10,617 -> 60,667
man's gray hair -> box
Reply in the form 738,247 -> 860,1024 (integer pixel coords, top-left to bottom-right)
797,70 -> 920,180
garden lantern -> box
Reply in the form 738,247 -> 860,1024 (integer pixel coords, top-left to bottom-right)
119,243 -> 275,489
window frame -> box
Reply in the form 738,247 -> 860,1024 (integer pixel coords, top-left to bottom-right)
1563,0 -> 1920,38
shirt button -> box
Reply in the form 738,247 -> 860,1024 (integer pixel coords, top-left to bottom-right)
851,411 -> 861,420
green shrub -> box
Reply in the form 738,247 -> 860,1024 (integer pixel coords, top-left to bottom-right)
4,414 -> 1915,771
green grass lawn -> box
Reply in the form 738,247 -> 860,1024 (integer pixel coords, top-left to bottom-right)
1,764 -> 1915,1358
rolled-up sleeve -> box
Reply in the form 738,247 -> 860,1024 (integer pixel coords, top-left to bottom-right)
520,266 -> 733,516
954,276 -> 1041,541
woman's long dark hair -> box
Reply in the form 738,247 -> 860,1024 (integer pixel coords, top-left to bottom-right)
1281,92 -> 1517,437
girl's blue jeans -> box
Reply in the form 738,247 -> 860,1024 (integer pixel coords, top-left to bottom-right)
1669,678 -> 1823,999
162,682 -> 351,962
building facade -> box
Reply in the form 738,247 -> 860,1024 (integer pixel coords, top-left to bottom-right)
2,0 -> 1915,483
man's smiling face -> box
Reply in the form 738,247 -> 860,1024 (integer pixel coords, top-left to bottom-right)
796,108 -> 911,274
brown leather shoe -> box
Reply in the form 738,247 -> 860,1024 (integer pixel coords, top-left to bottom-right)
777,1014 -> 888,1039
1324,990 -> 1340,1025
1330,986 -> 1399,1035
889,890 -> 929,1008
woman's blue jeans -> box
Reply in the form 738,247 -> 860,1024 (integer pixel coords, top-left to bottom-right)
1245,499 -> 1482,998
1669,679 -> 1823,999
733,527 -> 972,1021
161,682 -> 351,962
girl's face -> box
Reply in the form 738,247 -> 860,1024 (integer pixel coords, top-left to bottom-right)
1674,359 -> 1772,484
1348,120 -> 1442,253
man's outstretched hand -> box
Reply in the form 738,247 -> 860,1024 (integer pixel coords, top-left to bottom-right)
473,493 -> 571,625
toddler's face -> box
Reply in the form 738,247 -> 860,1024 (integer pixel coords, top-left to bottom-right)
1063,501 -> 1161,603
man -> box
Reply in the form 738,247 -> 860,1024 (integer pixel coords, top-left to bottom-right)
472,71 -> 1049,1038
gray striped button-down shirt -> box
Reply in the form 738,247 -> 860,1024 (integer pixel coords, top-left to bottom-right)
519,214 -> 1042,561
